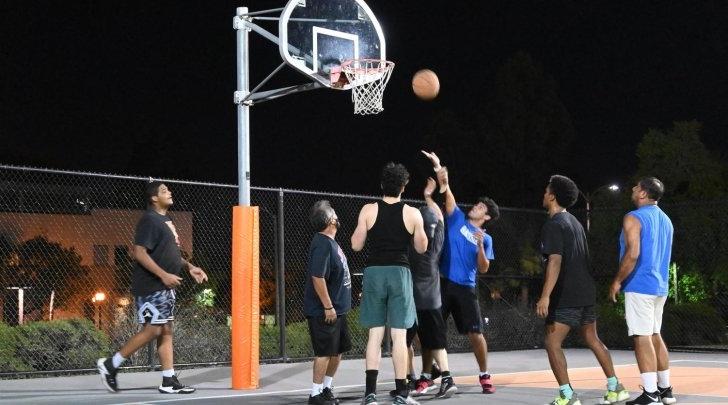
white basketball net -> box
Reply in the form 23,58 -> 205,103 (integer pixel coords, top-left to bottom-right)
341,59 -> 395,115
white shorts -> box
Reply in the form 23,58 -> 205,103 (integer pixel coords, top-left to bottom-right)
624,292 -> 667,336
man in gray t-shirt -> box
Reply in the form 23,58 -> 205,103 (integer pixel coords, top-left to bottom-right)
403,178 -> 457,398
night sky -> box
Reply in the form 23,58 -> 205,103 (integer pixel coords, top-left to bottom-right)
2,1 -> 727,207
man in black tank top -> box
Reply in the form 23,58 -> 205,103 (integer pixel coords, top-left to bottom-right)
352,163 -> 428,405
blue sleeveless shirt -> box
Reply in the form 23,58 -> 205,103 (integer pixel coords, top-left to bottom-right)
618,204 -> 673,296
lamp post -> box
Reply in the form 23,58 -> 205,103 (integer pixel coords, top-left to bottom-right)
92,291 -> 106,328
580,184 -> 620,232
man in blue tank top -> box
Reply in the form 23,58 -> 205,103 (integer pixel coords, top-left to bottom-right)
609,177 -> 675,405
422,151 -> 499,395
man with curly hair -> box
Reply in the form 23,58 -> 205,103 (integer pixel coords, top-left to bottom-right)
538,175 -> 629,405
352,162 -> 428,405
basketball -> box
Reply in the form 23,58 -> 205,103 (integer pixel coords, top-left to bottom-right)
412,69 -> 440,100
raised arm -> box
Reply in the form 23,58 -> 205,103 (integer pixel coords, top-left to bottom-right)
423,177 -> 444,222
421,150 -> 456,215
610,214 -> 642,302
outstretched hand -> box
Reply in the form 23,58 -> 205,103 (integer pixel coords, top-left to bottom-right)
421,150 -> 442,170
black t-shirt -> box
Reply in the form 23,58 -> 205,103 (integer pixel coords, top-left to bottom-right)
131,209 -> 184,296
304,233 -> 352,317
540,211 -> 596,308
408,207 -> 444,310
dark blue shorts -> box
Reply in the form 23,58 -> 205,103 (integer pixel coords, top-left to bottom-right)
135,289 -> 176,325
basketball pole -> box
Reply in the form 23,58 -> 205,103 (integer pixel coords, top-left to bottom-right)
232,6 -> 260,390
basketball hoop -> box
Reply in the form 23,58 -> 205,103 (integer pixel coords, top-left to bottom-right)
340,59 -> 395,115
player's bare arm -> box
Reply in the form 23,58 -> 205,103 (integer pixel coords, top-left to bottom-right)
610,214 -> 642,302
423,177 -> 444,222
474,229 -> 490,273
351,202 -> 376,251
536,254 -> 562,318
133,245 -> 182,288
405,204 -> 428,254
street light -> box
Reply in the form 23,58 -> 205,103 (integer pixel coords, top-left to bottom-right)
580,184 -> 620,232
92,291 -> 106,328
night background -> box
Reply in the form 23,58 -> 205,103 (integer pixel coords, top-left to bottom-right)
2,0 -> 727,207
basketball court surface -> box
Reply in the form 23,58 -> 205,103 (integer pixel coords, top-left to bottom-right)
2,349 -> 727,404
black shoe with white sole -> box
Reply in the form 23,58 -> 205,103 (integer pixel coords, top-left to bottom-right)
158,375 -> 196,394
434,377 -> 457,399
97,358 -> 119,393
626,387 -> 661,405
658,386 -> 676,404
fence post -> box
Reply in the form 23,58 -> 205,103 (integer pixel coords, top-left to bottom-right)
276,189 -> 287,361
147,341 -> 154,371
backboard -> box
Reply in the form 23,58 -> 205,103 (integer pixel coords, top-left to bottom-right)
279,0 -> 386,90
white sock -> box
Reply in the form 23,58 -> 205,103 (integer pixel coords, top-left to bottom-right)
311,383 -> 323,396
657,369 -> 670,388
162,369 -> 175,378
641,372 -> 658,393
323,376 -> 333,389
111,352 -> 126,369
479,371 -> 489,377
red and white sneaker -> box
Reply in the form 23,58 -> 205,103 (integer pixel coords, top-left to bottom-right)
413,376 -> 436,396
480,374 -> 495,394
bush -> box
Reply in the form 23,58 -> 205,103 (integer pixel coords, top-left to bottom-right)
596,304 -> 631,349
13,319 -> 110,371
173,305 -> 231,364
0,322 -> 31,372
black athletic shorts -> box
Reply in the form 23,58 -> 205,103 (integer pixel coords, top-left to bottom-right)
307,313 -> 352,357
441,278 -> 484,335
406,308 -> 448,350
546,305 -> 596,329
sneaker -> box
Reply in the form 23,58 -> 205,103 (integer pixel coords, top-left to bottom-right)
479,373 -> 495,394
393,395 -> 420,405
309,392 -> 334,405
321,387 -> 340,405
389,378 -> 417,397
626,387 -> 660,405
97,358 -> 119,393
413,376 -> 436,396
431,363 -> 442,380
158,375 -> 196,394
434,376 -> 458,399
657,386 -> 676,404
600,383 -> 630,404
361,393 -> 378,405
549,392 -> 581,405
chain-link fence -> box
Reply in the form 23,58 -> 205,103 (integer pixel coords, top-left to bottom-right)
1,165 -> 727,377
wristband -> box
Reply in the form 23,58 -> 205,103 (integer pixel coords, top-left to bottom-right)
324,307 -> 333,310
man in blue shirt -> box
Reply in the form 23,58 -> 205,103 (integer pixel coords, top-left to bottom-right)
422,151 -> 499,394
609,177 -> 675,405
304,200 -> 352,405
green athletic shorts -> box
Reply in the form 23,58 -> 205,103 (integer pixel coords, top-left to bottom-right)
359,266 -> 416,329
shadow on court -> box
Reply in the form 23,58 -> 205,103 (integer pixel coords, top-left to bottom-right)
1,350 -> 727,404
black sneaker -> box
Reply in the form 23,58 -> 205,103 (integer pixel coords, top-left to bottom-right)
321,387 -> 340,405
434,376 -> 457,399
431,363 -> 442,381
389,378 -> 416,397
361,393 -> 378,405
626,387 -> 660,405
97,358 -> 119,393
309,392 -> 334,405
658,386 -> 676,404
158,375 -> 196,394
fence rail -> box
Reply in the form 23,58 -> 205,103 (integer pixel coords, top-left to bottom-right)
0,165 -> 726,377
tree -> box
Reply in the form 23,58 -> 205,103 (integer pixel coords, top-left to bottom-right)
636,120 -> 726,200
483,51 -> 576,207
